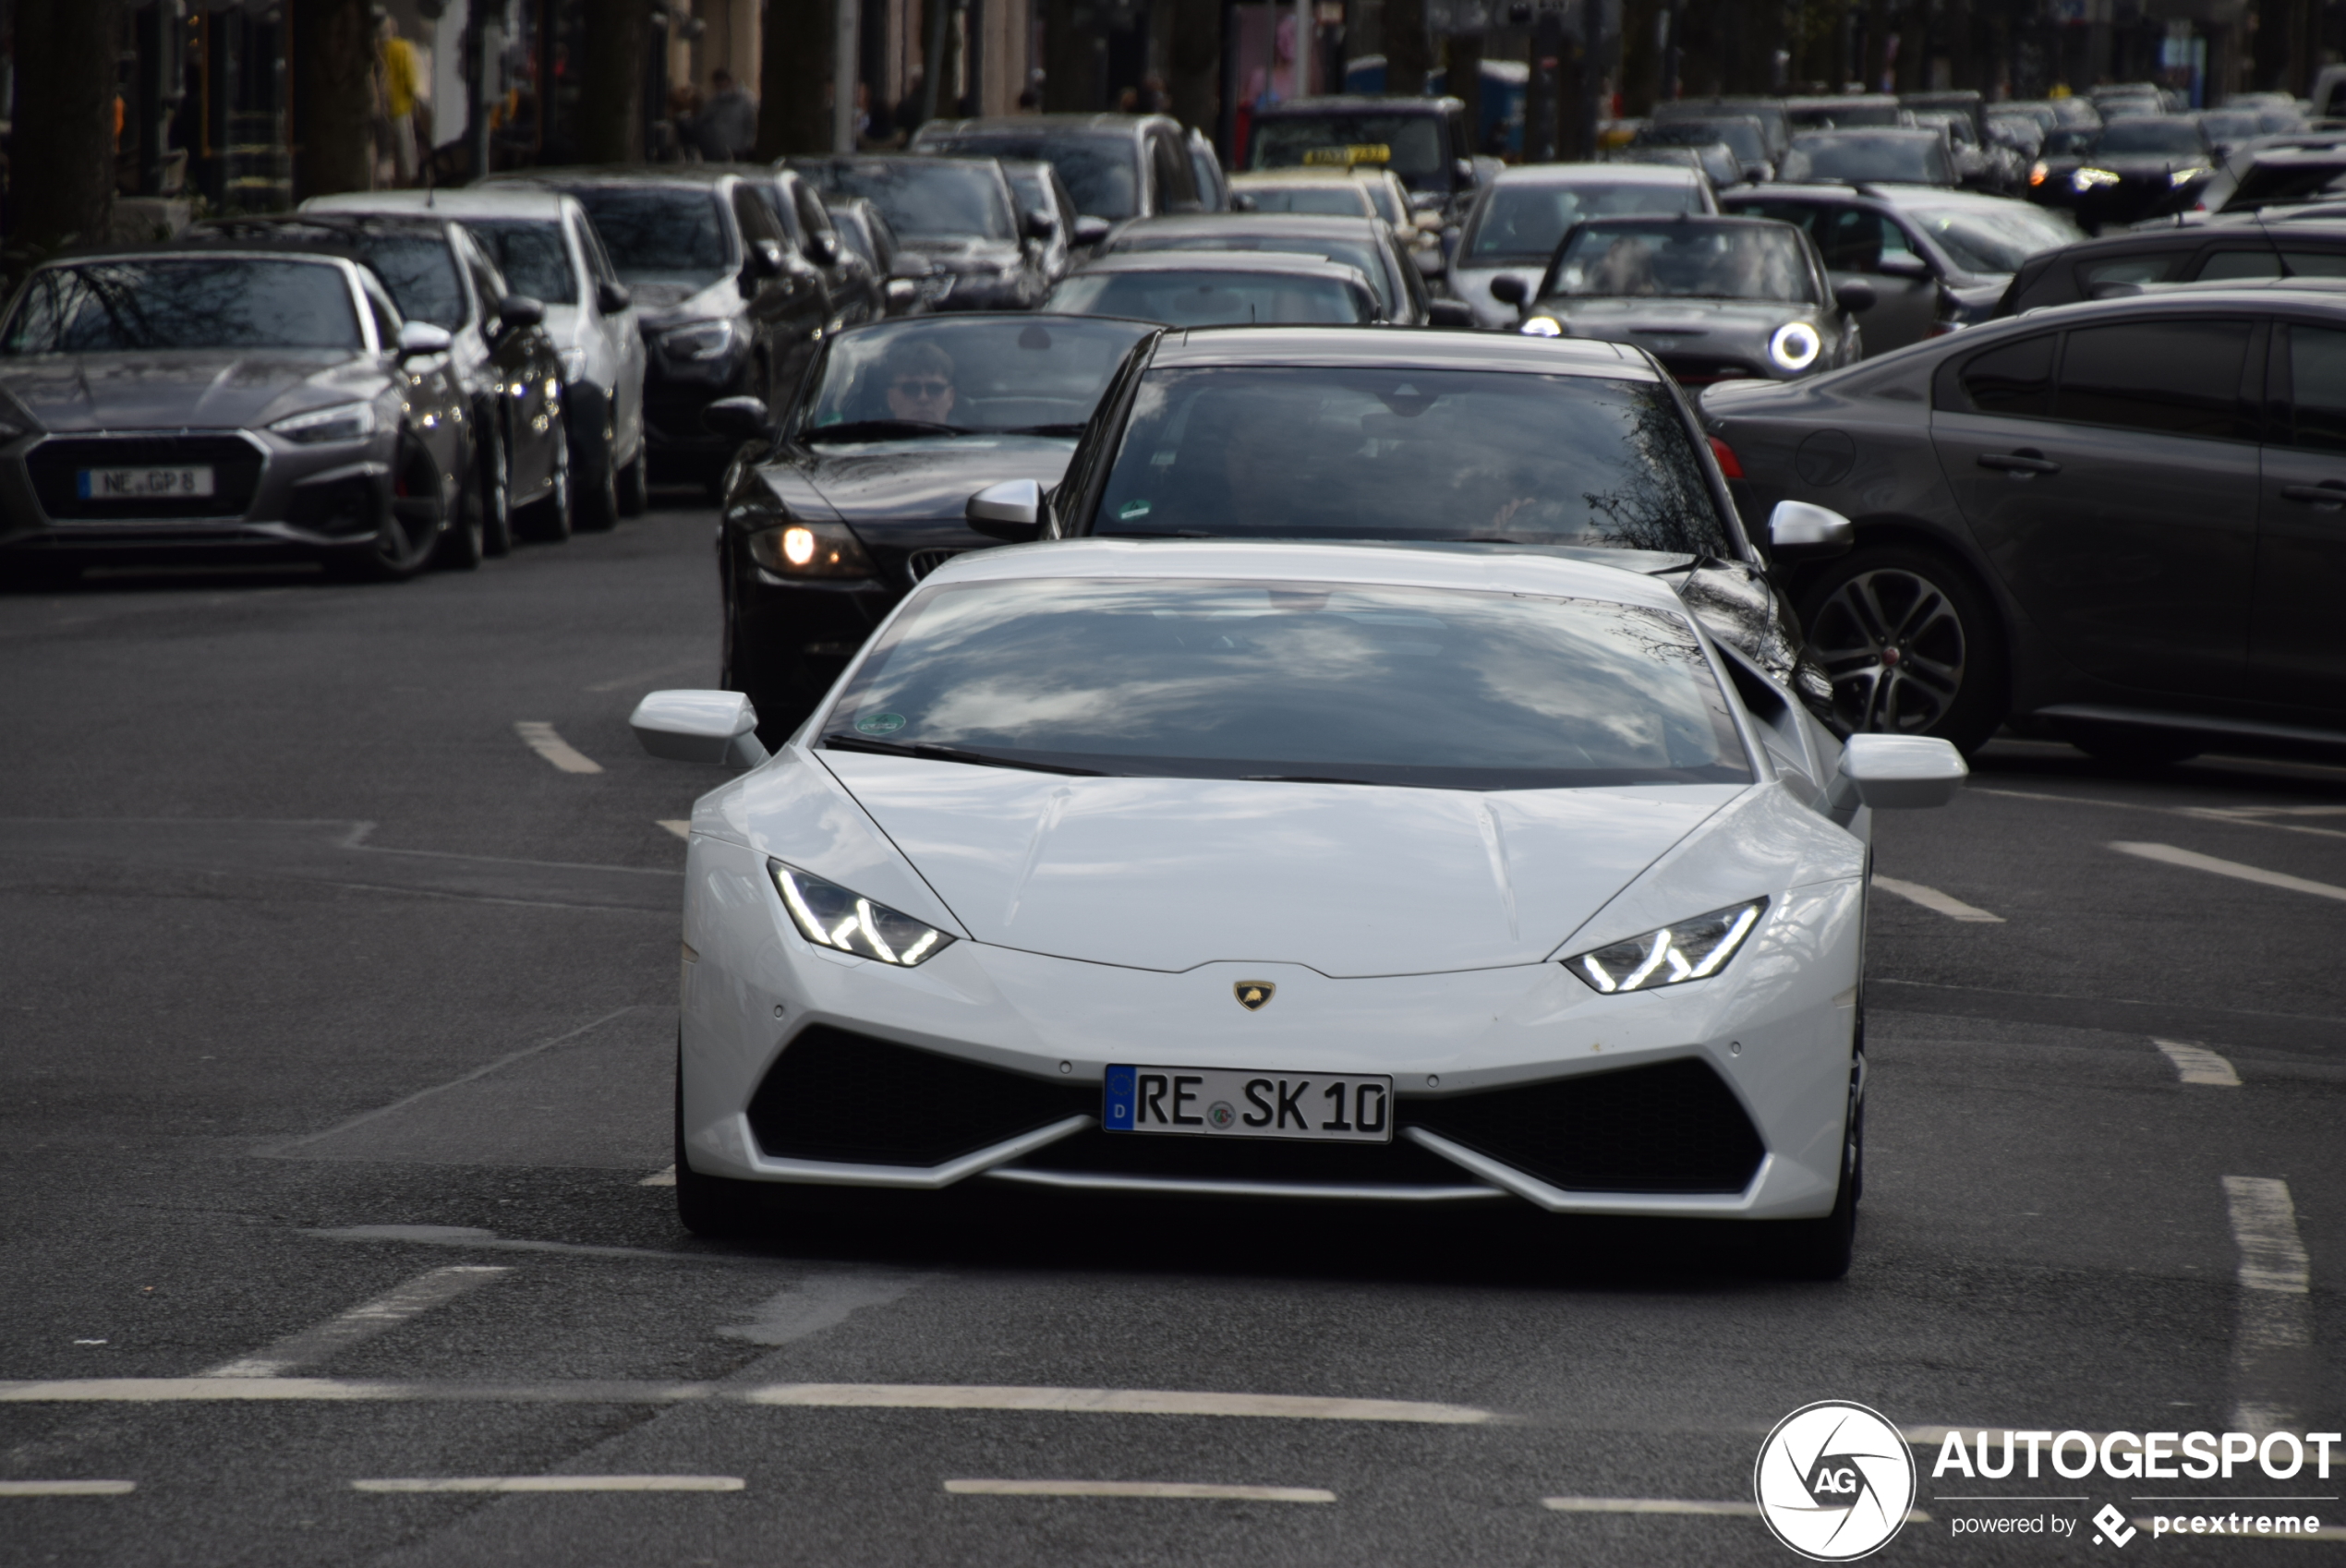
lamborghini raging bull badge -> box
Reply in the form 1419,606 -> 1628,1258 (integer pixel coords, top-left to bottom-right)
1233,982 -> 1276,1011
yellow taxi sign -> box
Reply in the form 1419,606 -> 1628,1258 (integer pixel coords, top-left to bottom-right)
1300,144 -> 1392,166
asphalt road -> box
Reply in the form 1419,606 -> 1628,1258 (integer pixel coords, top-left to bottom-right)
2,502 -> 2340,1567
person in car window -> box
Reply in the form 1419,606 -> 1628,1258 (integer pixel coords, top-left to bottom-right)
882,340 -> 958,424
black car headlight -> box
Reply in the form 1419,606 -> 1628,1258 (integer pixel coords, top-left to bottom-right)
746,520 -> 877,579
770,860 -> 954,966
1769,323 -> 1821,372
1565,899 -> 1767,995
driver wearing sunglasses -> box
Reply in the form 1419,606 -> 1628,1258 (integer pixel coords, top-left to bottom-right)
882,340 -> 958,424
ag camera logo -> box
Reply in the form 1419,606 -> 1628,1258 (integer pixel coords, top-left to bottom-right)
1755,1401 -> 1917,1561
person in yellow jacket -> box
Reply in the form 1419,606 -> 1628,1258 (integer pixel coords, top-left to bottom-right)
380,15 -> 420,186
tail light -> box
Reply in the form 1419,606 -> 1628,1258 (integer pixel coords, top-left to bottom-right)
1708,435 -> 1745,479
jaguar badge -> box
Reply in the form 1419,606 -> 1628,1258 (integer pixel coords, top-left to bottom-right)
1233,982 -> 1276,1011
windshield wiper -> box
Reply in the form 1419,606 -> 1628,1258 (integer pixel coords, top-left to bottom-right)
804,419 -> 965,442
820,731 -> 1108,776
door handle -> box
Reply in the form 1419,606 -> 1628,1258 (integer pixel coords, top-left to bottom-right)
2279,481 -> 2346,508
1976,450 -> 2062,476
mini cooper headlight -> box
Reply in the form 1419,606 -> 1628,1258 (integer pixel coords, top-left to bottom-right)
769,860 -> 954,966
1565,899 -> 1767,995
270,402 -> 378,443
1769,322 -> 1821,372
747,520 -> 877,578
2072,166 -> 2122,191
1519,315 -> 1563,337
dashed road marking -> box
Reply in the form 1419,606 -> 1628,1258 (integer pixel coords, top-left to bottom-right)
2110,842 -> 2346,903
202,1266 -> 511,1379
1542,1496 -> 1932,1523
1979,787 -> 2346,843
0,1379 -> 1493,1423
2153,1040 -> 2242,1087
2222,1176 -> 2314,1436
354,1476 -> 744,1494
946,1479 -> 1335,1502
514,721 -> 603,774
1871,874 -> 2005,923
0,1480 -> 135,1497
639,1165 -> 677,1187
657,820 -> 691,840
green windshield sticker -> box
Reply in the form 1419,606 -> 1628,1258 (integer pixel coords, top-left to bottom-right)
1118,499 -> 1153,521
855,712 -> 907,735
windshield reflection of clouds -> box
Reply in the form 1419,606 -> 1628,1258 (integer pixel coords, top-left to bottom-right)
832,578 -> 1750,790
3,259 -> 363,354
1094,366 -> 1734,556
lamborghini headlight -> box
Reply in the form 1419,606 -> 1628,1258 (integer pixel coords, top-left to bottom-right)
1565,899 -> 1767,994
1769,322 -> 1821,372
769,860 -> 954,966
1519,315 -> 1563,337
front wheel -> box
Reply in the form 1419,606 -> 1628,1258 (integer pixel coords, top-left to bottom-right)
1797,545 -> 2007,755
516,423 -> 574,543
328,443 -> 441,582
1762,1058 -> 1862,1281
617,435 -> 648,517
574,410 -> 621,534
473,423 -> 514,558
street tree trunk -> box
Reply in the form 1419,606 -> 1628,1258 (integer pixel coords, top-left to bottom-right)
1045,0 -> 1102,112
758,0 -> 832,157
11,0 -> 121,259
1385,0 -> 1432,95
293,0 -> 376,200
1445,33 -> 1481,151
1618,0 -> 1661,115
1167,0 -> 1219,133
577,0 -> 649,163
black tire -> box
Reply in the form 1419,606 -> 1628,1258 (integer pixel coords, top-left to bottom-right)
433,450 -> 487,571
1,559 -> 80,593
2068,726 -> 2202,766
675,1051 -> 761,1238
1763,1058 -> 1863,1282
617,435 -> 648,517
474,422 -> 514,559
1796,544 -> 2008,755
516,423 -> 574,543
574,409 -> 622,534
326,444 -> 441,582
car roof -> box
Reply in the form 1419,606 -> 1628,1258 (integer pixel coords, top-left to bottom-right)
2000,279 -> 2346,326
40,246 -> 362,273
925,536 -> 1690,614
1725,181 -> 2015,211
1792,127 -> 1941,141
1229,169 -> 1383,185
1146,323 -> 1654,379
488,166 -> 744,190
1114,212 -> 1383,238
1070,250 -> 1371,280
305,188 -> 573,219
917,113 -> 1174,138
1488,162 -> 1703,187
1252,94 -> 1463,116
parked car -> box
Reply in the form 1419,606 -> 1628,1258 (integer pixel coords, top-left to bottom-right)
1606,140 -> 1746,194
1187,127 -> 1231,212
722,163 -> 886,340
1633,115 -> 1774,185
824,197 -> 926,318
699,313 -> 1157,739
1097,211 -> 1457,326
1044,251 -> 1383,327
1784,94 -> 1906,131
1701,282 -> 2346,759
488,167 -> 832,482
2023,116 -> 2215,231
1909,108 -> 2023,194
1996,219 -> 2346,314
1228,170 -> 1384,218
1244,95 -> 1482,223
0,248 -> 470,583
1450,163 -> 1715,329
302,187 -> 649,528
909,113 -> 1207,240
1725,184 -> 2081,354
187,212 -> 571,549
998,158 -> 1082,282
1652,96 -> 1795,167
1778,128 -> 1960,187
787,155 -> 1051,314
1495,214 -> 1866,387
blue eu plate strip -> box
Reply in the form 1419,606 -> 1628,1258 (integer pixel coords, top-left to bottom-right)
1102,1066 -> 1136,1131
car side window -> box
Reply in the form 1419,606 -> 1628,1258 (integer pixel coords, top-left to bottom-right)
1944,332 -> 2056,416
1811,207 -> 1914,272
1152,133 -> 1196,211
2057,319 -> 2254,440
793,185 -> 836,253
2280,324 -> 2346,450
2194,247 -> 2285,283
358,274 -> 403,350
732,186 -> 780,246
2075,252 -> 2187,296
574,216 -> 622,290
456,232 -> 510,313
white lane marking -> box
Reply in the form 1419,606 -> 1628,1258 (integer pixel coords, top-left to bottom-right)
1978,788 -> 2346,843
0,1379 -> 1492,1423
946,1479 -> 1335,1502
639,1165 -> 677,1186
264,1007 -> 639,1154
1871,874 -> 2005,923
719,1272 -> 929,1346
202,1266 -> 511,1379
514,721 -> 603,775
306,1223 -> 768,1267
2223,1176 -> 2315,1436
1542,1497 -> 1936,1523
0,1480 -> 135,1497
2111,842 -> 2346,903
2153,1040 -> 2242,1087
354,1476 -> 744,1494
657,820 -> 691,840
584,658 -> 707,694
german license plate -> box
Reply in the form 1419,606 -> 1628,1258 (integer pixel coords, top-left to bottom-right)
78,465 -> 214,500
1103,1065 -> 1393,1144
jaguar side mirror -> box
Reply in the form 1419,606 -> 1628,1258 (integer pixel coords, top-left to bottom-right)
1767,500 -> 1855,560
966,477 -> 1046,543
630,690 -> 769,768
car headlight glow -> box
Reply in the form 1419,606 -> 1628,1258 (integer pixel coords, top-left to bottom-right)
747,520 -> 877,578
1769,322 -> 1822,372
1519,315 -> 1563,337
661,319 -> 739,360
2072,167 -> 2122,191
1565,899 -> 1767,995
2169,166 -> 2207,187
769,860 -> 954,966
2028,161 -> 2049,187
269,402 -> 379,444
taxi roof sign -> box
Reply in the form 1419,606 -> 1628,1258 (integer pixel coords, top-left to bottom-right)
1300,144 -> 1392,165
